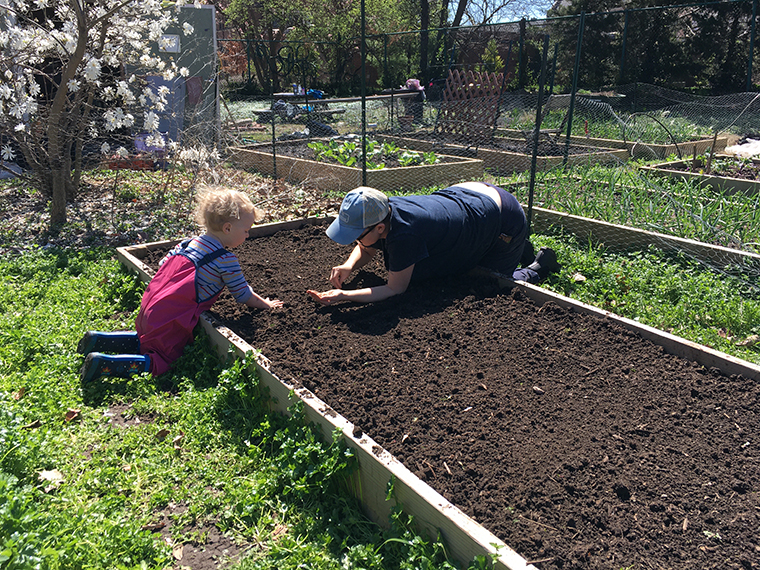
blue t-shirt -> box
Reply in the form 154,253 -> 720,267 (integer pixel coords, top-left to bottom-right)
376,187 -> 502,282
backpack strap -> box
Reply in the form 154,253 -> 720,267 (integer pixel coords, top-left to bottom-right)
175,239 -> 232,302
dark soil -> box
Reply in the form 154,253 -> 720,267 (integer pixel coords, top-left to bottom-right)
664,156 -> 760,181
144,223 -> 760,570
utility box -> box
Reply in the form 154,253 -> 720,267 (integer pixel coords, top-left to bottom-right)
146,5 -> 219,146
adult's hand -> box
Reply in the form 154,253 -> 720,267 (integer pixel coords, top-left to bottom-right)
329,265 -> 352,288
307,289 -> 343,306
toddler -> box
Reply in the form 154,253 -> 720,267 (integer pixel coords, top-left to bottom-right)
79,187 -> 283,382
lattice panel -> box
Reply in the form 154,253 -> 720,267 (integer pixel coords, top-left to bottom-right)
433,69 -> 505,145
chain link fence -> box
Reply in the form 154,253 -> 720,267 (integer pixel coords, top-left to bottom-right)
205,5 -> 760,293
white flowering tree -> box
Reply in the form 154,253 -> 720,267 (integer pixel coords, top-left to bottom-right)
0,0 -> 196,225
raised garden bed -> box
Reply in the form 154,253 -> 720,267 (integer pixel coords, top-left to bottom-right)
641,154 -> 760,194
120,221 -> 759,570
375,133 -> 628,174
228,139 -> 484,192
496,128 -> 729,160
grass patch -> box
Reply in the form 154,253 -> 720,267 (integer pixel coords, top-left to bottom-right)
530,232 -> 760,365
0,248 -> 494,569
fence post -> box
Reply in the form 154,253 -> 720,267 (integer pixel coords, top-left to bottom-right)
528,34 -> 551,234
563,11 -> 585,165
246,41 -> 252,86
619,9 -> 629,85
518,18 -> 526,88
748,0 -> 758,91
361,0 -> 367,186
549,42 -> 558,94
384,35 -> 389,88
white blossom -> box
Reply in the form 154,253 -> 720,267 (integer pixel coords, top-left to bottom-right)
14,123 -> 26,132
146,134 -> 165,148
158,35 -> 175,51
116,146 -> 129,158
179,67 -> 189,77
61,33 -> 76,54
1,145 -> 14,161
82,58 -> 101,81
0,84 -> 12,99
103,109 -> 118,130
67,79 -> 80,92
182,22 -> 194,35
144,111 -> 159,131
9,102 -> 23,119
100,142 -> 110,155
179,145 -> 219,170
116,81 -> 134,103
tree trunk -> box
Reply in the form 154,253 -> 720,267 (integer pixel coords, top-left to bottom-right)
434,0 -> 450,72
420,0 -> 430,81
50,169 -> 68,227
46,0 -> 89,226
451,0 -> 468,28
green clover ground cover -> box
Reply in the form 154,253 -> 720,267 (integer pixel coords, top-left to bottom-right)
0,248 -> 491,570
528,233 -> 760,365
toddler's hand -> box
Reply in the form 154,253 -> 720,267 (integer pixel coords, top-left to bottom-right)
264,298 -> 284,309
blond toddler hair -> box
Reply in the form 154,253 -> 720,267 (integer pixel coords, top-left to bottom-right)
194,187 -> 264,231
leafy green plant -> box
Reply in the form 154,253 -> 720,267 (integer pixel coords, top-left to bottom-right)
307,139 -> 440,170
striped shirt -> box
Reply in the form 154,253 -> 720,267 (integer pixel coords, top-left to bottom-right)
160,234 -> 253,304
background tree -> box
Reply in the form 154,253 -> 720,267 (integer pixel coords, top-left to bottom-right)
224,0 -> 418,93
0,0 -> 191,226
223,0 -> 303,92
548,0 -> 756,93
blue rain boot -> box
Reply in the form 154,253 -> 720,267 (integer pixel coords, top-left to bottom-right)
80,352 -> 151,383
77,331 -> 140,355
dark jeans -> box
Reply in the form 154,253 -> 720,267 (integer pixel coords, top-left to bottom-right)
478,186 -> 540,284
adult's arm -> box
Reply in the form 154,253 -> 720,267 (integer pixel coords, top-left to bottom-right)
308,264 -> 415,305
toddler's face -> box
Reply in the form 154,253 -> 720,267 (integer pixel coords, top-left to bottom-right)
226,210 -> 256,248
